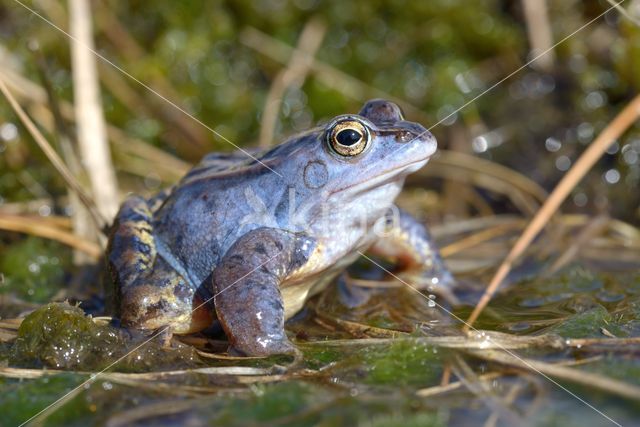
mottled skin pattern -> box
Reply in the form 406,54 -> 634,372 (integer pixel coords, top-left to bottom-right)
107,99 -> 454,356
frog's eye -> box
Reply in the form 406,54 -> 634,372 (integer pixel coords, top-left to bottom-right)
327,120 -> 370,157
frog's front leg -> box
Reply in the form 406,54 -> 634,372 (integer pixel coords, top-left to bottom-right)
213,228 -> 315,356
369,207 -> 456,297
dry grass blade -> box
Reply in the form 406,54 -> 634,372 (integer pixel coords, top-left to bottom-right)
314,311 -> 409,338
440,221 -> 524,258
240,26 -> 432,124
104,400 -> 200,427
418,372 -> 504,397
424,151 -> 547,216
465,93 -> 640,331
258,18 -> 326,148
0,60 -> 191,182
0,76 -> 107,231
432,150 -> 548,204
35,51 -> 98,264
605,0 -> 640,26
419,357 -> 602,398
521,0 -> 555,71
69,0 -> 119,222
483,380 -> 525,427
544,214 -> 610,276
471,349 -> 640,402
0,366 -> 273,380
451,354 -> 523,425
0,214 -> 101,258
300,332 -> 564,350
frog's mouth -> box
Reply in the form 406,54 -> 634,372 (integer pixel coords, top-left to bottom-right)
329,156 -> 430,196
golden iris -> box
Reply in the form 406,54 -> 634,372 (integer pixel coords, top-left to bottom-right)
327,119 -> 370,157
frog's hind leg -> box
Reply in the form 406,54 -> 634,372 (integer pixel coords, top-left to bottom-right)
107,196 -> 213,334
147,186 -> 175,213
119,258 -> 214,334
107,195 -> 157,289
368,207 -> 457,302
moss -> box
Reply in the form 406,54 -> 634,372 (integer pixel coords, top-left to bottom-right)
546,305 -> 625,339
213,382 -> 315,425
301,344 -> 344,370
10,302 -> 122,370
366,412 -> 445,427
0,237 -> 70,303
0,374 -> 91,426
363,339 -> 442,386
9,302 -> 205,372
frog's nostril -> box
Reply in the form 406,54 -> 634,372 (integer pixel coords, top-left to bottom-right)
396,131 -> 414,143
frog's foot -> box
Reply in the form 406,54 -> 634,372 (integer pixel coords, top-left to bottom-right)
368,207 -> 459,305
213,227 -> 316,357
156,326 -> 176,348
118,258 -> 215,336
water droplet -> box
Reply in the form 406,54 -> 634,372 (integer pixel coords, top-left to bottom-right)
577,122 -> 594,143
603,169 -> 620,184
0,123 -> 18,141
623,149 -> 638,165
573,192 -> 588,207
545,137 -> 562,152
556,155 -> 571,171
585,91 -> 606,109
38,205 -> 51,217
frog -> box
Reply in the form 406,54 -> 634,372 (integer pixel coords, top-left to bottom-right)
107,99 -> 454,356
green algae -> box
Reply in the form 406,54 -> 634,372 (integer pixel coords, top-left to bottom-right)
190,381 -> 446,427
363,339 -> 442,387
0,374 -> 90,427
546,305 -> 626,339
9,302 -> 203,372
10,302 -> 122,370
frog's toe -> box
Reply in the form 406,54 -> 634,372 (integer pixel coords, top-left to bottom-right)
228,337 -> 296,357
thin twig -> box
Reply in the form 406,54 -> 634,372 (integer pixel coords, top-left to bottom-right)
93,0 -> 210,151
240,26 -> 432,124
464,93 -> 640,331
451,355 -> 522,425
0,214 -> 101,257
521,0 -> 556,71
605,0 -> 640,26
471,349 -> 640,402
69,0 -> 119,223
35,51 -> 97,264
544,215 -> 610,276
258,18 -> 326,148
0,76 -> 107,231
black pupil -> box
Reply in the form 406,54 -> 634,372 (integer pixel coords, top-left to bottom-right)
336,129 -> 362,146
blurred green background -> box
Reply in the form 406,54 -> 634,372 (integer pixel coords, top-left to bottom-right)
0,0 -> 639,222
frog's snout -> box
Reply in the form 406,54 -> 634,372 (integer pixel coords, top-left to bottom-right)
404,126 -> 437,160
